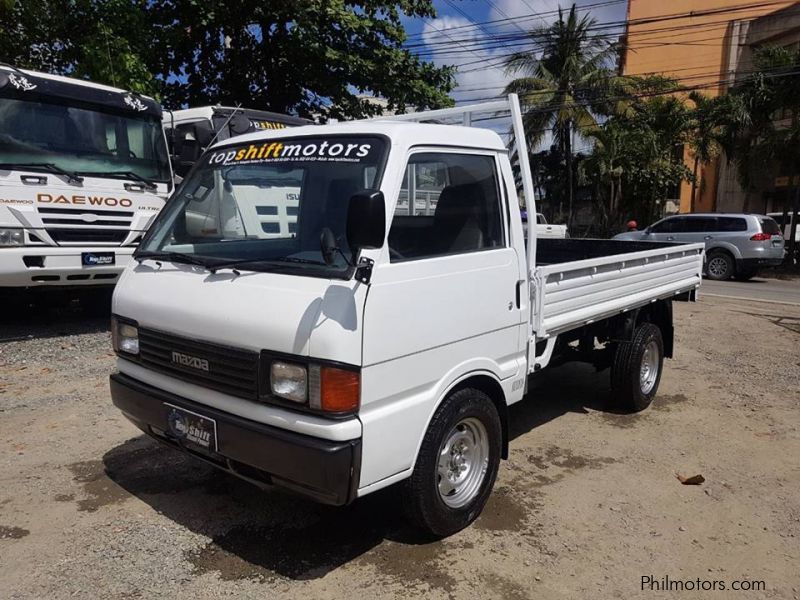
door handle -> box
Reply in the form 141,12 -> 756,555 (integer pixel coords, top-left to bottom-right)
667,236 -> 675,241
704,235 -> 713,240
515,280 -> 524,309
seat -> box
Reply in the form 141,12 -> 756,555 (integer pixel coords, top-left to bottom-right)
431,183 -> 485,254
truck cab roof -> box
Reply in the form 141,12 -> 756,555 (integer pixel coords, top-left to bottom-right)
0,64 -> 161,117
208,121 -> 508,153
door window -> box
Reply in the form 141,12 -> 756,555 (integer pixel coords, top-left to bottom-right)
649,217 -> 677,233
683,216 -> 717,232
388,153 -> 504,261
716,217 -> 747,232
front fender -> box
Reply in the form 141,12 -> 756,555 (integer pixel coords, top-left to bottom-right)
357,349 -> 521,494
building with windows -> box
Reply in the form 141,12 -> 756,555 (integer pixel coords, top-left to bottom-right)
621,0 -> 799,215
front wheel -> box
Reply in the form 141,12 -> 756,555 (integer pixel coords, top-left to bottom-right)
611,323 -> 664,412
401,388 -> 502,537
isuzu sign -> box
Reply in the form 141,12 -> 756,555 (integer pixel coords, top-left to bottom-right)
171,351 -> 210,372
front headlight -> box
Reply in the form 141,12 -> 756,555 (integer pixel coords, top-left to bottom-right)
112,317 -> 139,356
270,361 -> 307,403
0,228 -> 24,247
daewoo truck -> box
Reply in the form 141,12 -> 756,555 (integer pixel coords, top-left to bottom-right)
163,106 -> 312,179
109,95 -> 703,536
0,65 -> 172,307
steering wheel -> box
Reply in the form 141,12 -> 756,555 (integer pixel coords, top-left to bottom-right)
389,247 -> 404,261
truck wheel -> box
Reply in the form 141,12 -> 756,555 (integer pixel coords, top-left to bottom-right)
611,323 -> 664,412
705,251 -> 734,281
401,388 -> 502,538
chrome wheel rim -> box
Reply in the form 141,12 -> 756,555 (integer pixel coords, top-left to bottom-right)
437,417 -> 489,508
640,340 -> 660,395
707,256 -> 728,278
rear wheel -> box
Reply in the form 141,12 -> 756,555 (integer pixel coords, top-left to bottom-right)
611,323 -> 664,412
401,387 -> 501,537
705,251 -> 734,281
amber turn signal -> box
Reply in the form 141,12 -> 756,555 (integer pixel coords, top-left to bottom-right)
320,366 -> 360,413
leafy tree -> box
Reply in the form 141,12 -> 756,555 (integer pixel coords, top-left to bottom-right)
0,0 -> 157,94
581,77 -> 694,231
0,1 -> 454,117
503,3 -> 619,227
149,0 -> 454,117
720,46 -> 800,212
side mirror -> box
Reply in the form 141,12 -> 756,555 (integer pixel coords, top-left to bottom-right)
346,190 -> 385,252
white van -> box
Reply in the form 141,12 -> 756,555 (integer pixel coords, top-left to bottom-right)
109,96 -> 703,536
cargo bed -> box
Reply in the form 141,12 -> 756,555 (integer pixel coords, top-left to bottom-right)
531,239 -> 704,338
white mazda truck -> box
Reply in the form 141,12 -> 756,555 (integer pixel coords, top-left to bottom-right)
109,95 -> 703,536
0,65 -> 171,306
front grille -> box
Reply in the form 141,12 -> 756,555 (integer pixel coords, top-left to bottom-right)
137,328 -> 259,399
38,206 -> 133,245
48,229 -> 128,243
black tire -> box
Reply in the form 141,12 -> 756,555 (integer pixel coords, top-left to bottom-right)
705,250 -> 734,281
611,323 -> 664,412
401,387 -> 502,538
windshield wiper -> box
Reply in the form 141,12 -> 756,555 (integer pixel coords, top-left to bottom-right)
0,162 -> 84,184
134,250 -> 212,270
82,170 -> 158,190
207,255 -> 329,274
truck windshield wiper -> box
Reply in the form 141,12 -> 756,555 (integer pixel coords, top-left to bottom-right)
83,170 -> 158,190
134,250 -> 212,270
207,255 -> 329,274
0,162 -> 84,184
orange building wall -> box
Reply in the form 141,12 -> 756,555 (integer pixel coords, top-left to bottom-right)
622,0 -> 796,213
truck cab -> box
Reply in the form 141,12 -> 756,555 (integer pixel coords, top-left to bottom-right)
110,96 -> 702,537
0,65 -> 171,302
163,106 -> 312,179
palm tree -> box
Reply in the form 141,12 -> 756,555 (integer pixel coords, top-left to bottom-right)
504,4 -> 618,228
687,91 -> 724,212
582,124 -> 624,231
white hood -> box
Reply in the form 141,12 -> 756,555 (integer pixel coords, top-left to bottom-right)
113,262 -> 366,365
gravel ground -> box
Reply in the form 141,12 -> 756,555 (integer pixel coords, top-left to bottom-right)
0,294 -> 798,599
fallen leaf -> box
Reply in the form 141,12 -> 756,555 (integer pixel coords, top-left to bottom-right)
676,473 -> 705,485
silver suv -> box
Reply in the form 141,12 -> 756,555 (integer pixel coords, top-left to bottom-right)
614,213 -> 785,280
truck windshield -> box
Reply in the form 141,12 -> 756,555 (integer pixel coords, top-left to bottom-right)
140,136 -> 387,276
0,97 -> 170,182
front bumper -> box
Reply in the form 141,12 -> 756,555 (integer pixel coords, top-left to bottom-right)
110,373 -> 361,506
0,246 -> 134,287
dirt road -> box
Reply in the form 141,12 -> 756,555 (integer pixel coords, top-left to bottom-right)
1,296 -> 798,599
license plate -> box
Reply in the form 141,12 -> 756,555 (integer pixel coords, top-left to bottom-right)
81,252 -> 115,266
164,404 -> 218,451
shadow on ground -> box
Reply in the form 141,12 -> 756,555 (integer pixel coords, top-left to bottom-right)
0,297 -> 110,342
94,362 -> 627,584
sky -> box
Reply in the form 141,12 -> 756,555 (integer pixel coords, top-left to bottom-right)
401,0 -> 629,105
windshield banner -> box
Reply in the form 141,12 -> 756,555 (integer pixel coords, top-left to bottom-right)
208,138 -> 382,166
